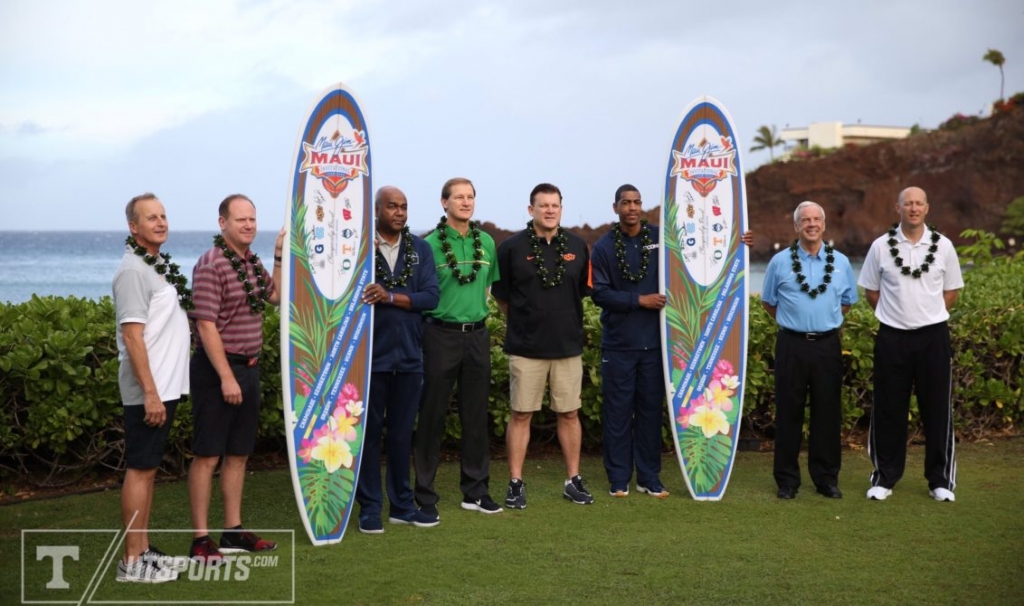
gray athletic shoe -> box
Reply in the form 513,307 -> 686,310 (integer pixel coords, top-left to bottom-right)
505,479 -> 527,509
563,474 -> 595,505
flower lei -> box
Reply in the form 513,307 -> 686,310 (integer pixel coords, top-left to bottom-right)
213,234 -> 269,314
790,240 -> 834,299
526,220 -> 568,288
436,216 -> 483,285
376,226 -> 415,288
887,223 -> 941,278
613,220 -> 652,283
126,236 -> 194,310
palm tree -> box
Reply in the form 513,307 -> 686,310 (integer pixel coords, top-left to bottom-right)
983,48 -> 1006,101
751,125 -> 784,161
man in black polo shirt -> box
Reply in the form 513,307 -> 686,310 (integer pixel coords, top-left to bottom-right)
493,183 -> 594,508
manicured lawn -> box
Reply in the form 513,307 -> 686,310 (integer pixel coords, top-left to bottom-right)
3,439 -> 1022,605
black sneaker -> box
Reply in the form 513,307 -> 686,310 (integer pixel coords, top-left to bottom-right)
219,528 -> 277,554
461,494 -> 503,514
505,479 -> 527,509
564,474 -> 595,505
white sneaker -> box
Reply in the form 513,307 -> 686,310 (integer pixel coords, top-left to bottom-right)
116,558 -> 177,583
929,488 -> 955,502
866,486 -> 892,501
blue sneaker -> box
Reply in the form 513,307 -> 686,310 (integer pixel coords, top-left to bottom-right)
389,509 -> 440,528
637,483 -> 670,499
609,485 -> 629,498
358,516 -> 384,534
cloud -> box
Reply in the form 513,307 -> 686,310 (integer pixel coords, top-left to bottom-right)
0,0 -> 449,159
1,0 -> 1023,231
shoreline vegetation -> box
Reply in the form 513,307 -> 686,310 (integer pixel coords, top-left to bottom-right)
1,233 -> 1019,493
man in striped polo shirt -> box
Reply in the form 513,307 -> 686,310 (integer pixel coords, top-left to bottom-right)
187,194 -> 285,563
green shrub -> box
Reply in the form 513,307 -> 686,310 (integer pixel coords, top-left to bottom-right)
2,260 -> 1021,484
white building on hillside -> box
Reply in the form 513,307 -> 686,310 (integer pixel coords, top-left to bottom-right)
780,122 -> 911,150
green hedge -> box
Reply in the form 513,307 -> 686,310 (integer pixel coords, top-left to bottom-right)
2,259 -> 1021,486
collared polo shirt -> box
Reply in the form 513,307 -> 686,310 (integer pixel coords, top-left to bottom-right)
377,231 -> 401,271
423,222 -> 499,324
113,250 -> 191,405
858,226 -> 963,330
190,245 -> 276,356
762,242 -> 858,333
493,228 -> 591,358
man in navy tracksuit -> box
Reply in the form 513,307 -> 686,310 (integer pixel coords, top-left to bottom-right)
592,184 -> 753,498
356,186 -> 440,533
591,184 -> 670,498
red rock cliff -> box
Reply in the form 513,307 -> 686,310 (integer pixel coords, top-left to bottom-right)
481,106 -> 1024,260
741,106 -> 1024,259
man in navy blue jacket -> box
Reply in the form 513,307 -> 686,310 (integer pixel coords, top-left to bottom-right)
592,184 -> 752,498
356,186 -> 440,534
591,184 -> 669,498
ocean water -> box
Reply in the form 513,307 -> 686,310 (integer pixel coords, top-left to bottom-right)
0,231 -> 773,304
0,231 -> 279,304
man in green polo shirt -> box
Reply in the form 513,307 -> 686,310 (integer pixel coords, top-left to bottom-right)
413,177 -> 504,522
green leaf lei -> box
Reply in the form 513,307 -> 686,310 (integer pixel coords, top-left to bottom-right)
790,240 -> 834,299
213,234 -> 269,314
526,220 -> 567,288
613,220 -> 652,283
887,223 -> 940,278
436,216 -> 483,285
376,226 -> 415,289
125,236 -> 194,310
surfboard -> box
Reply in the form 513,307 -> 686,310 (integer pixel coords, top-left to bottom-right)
282,83 -> 374,544
660,96 -> 749,501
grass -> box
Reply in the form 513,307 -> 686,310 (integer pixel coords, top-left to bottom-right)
2,439 -> 1023,605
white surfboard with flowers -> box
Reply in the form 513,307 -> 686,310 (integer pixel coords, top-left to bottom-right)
282,83 -> 373,544
660,96 -> 749,501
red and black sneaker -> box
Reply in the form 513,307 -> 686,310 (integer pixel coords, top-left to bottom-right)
219,528 -> 277,554
189,537 -> 224,566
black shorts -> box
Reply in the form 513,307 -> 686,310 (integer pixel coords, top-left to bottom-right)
190,348 -> 262,457
124,399 -> 179,469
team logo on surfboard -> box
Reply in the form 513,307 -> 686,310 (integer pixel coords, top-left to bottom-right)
670,136 -> 737,197
300,131 -> 369,197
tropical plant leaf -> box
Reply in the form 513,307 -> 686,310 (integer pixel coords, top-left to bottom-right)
679,427 -> 734,494
299,463 -> 355,538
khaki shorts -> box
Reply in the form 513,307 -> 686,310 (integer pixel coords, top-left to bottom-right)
509,355 -> 583,413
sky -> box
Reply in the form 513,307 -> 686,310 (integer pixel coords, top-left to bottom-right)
1,0 -> 1022,234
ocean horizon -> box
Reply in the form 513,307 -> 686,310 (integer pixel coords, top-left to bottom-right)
0,230 -> 779,304
0,231 -> 279,304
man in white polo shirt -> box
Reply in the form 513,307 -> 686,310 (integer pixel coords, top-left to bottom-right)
858,186 -> 964,502
113,192 -> 192,582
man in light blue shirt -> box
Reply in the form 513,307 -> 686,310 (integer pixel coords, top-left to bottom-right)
761,201 -> 857,499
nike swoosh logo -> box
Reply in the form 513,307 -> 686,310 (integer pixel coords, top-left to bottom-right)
526,255 -> 536,261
